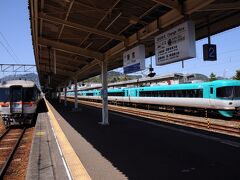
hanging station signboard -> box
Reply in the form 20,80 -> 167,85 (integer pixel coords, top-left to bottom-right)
155,20 -> 196,66
123,44 -> 145,74
203,44 -> 217,61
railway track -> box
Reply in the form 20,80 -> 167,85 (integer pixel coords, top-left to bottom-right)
68,98 -> 240,137
0,127 -> 26,179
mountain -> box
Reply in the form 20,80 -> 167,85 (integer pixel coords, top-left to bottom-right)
0,73 -> 40,88
83,71 -> 142,83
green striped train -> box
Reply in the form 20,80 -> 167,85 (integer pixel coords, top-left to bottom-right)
67,80 -> 240,118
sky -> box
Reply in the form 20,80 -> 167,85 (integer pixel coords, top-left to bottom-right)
0,0 -> 36,77
118,26 -> 240,79
0,0 -> 239,79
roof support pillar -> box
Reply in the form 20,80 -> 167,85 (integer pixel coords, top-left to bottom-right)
99,60 -> 109,125
64,87 -> 67,107
58,91 -> 61,103
74,79 -> 78,110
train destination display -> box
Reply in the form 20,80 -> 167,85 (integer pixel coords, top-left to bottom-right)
123,44 -> 145,74
155,20 -> 196,66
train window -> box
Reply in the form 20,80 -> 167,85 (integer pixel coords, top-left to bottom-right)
24,88 -> 36,101
153,91 -> 158,97
0,88 -> 10,102
210,87 -> 213,94
172,91 -> 176,97
198,89 -> 203,98
108,92 -> 124,96
216,86 -> 234,99
190,90 -> 194,97
139,89 -> 203,98
177,90 -> 182,97
11,87 -> 22,102
86,93 -> 94,96
140,91 -> 151,97
235,87 -> 240,98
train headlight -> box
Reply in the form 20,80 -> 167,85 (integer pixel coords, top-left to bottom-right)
0,103 -> 9,107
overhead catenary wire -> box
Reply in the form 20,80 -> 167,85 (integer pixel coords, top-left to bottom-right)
0,31 -> 22,63
0,40 -> 18,64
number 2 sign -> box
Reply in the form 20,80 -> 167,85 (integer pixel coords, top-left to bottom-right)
203,44 -> 217,61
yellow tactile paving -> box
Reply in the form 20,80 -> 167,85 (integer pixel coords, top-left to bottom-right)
36,131 -> 46,136
45,98 -> 92,180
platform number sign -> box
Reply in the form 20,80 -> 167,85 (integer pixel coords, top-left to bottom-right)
203,44 -> 217,61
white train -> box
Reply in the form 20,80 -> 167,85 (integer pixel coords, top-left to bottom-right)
0,80 -> 41,126
67,80 -> 240,118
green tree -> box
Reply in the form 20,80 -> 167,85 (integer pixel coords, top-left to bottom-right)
209,72 -> 217,81
233,70 -> 240,80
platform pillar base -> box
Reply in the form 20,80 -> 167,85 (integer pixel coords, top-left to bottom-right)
98,122 -> 109,126
71,108 -> 82,112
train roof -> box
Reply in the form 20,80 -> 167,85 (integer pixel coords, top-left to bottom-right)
136,80 -> 240,91
74,80 -> 240,92
206,80 -> 240,86
0,80 -> 36,88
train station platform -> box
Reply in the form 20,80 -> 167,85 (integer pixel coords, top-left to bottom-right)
26,100 -> 70,180
26,99 -> 91,180
38,99 -> 240,180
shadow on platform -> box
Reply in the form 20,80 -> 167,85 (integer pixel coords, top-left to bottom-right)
30,99 -> 48,127
49,100 -> 240,180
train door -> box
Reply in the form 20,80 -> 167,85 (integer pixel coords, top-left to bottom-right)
208,86 -> 216,107
128,88 -> 136,97
124,89 -> 128,97
10,86 -> 23,114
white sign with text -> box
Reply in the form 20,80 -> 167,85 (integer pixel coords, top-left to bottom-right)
155,21 -> 196,66
123,44 -> 145,74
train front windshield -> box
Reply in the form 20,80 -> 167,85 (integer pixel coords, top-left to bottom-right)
11,87 -> 22,102
216,86 -> 240,99
0,88 -> 10,102
23,88 -> 36,101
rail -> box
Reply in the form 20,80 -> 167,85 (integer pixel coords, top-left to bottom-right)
67,98 -> 240,137
0,127 -> 26,178
0,128 -> 10,140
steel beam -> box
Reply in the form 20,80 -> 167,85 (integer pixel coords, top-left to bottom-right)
98,3 -> 160,51
196,2 -> 240,12
39,13 -> 126,42
38,37 -> 104,60
39,63 -> 75,77
79,0 -> 121,47
40,52 -> 90,65
104,0 -> 215,60
40,57 -> 80,70
57,0 -> 75,40
152,0 -> 180,11
60,0 -> 215,87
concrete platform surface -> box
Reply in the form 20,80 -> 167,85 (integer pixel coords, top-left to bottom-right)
26,102 -> 69,180
49,100 -> 240,180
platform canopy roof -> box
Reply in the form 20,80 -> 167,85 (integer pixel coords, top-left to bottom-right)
29,0 -> 240,90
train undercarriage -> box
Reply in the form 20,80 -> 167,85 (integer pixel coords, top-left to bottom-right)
1,113 -> 34,127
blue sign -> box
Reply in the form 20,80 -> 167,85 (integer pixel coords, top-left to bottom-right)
123,44 -> 145,74
124,63 -> 140,74
203,44 -> 217,61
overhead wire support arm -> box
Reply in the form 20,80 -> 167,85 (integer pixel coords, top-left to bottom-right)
0,64 -> 36,73
24,66 -> 35,72
14,66 -> 23,72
